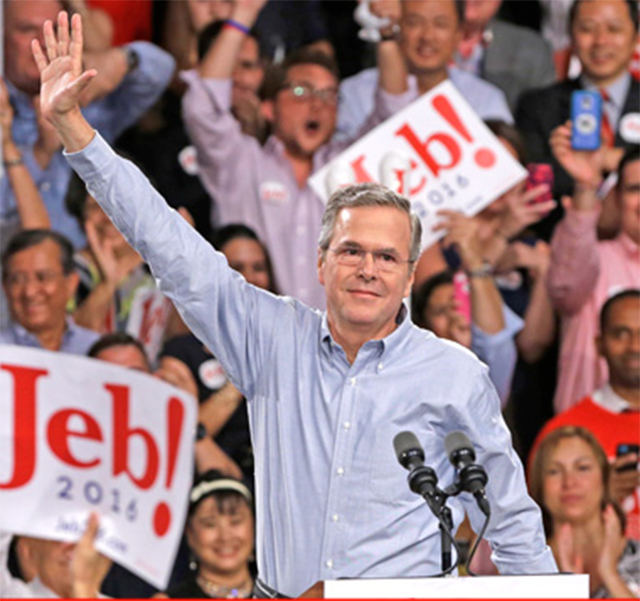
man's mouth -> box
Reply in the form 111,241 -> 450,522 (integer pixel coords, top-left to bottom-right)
305,119 -> 321,134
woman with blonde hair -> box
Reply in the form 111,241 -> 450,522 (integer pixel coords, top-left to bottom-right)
529,426 -> 639,598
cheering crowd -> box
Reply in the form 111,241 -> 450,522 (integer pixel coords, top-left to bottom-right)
1,0 -> 639,598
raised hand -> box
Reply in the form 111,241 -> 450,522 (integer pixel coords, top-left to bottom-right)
31,11 -> 96,151
434,210 -> 484,272
550,121 -> 605,188
499,184 -> 557,240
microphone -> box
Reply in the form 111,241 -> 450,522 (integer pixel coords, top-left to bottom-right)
393,431 -> 439,500
444,431 -> 490,516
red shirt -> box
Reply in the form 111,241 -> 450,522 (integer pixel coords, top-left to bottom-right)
530,394 -> 640,539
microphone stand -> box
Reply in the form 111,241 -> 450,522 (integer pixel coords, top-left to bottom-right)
407,468 -> 457,574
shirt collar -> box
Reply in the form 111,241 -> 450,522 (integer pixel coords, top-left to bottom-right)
592,383 -> 634,413
11,316 -> 77,349
617,230 -> 640,256
581,71 -> 631,109
320,303 -> 411,359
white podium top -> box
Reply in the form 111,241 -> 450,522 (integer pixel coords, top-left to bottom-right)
323,574 -> 589,598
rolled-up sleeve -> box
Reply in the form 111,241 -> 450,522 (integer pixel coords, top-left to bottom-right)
547,208 -> 600,316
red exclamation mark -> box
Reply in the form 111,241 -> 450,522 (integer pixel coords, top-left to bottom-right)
152,397 -> 184,537
432,95 -> 496,169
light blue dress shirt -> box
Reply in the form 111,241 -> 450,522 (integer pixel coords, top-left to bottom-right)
66,134 -> 557,597
0,316 -> 99,355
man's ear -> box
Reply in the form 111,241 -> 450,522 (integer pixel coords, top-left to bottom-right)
261,99 -> 275,123
317,249 -> 326,286
595,334 -> 605,358
65,271 -> 80,301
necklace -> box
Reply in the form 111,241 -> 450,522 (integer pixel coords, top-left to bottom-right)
196,574 -> 253,599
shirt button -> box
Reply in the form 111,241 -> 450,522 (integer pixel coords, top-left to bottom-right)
377,362 -> 383,371
40,182 -> 51,192
332,513 -> 340,522
350,377 -> 357,386
325,559 -> 333,569
343,421 -> 351,430
336,467 -> 345,476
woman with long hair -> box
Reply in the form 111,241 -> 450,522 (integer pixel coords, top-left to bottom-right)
529,426 -> 639,598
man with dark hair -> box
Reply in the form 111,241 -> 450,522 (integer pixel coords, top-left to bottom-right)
35,12 -> 557,596
337,0 -> 513,141
0,229 -> 99,354
88,331 -> 151,371
517,0 -> 639,237
531,289 -> 640,539
182,0 -> 415,309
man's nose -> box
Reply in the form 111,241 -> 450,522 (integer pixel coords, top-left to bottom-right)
359,252 -> 377,277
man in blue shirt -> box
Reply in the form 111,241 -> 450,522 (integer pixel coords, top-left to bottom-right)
1,0 -> 175,250
33,11 -> 557,597
0,229 -> 98,354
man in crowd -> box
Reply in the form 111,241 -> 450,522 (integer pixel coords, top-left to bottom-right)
36,11 -> 557,596
182,0 -> 414,308
337,0 -> 513,141
456,0 -> 556,111
1,0 -> 175,248
547,118 -> 639,415
0,230 -> 99,354
517,0 -> 639,236
531,289 -> 640,540
0,515 -> 110,598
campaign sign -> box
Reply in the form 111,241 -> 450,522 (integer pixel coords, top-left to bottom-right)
0,345 -> 197,589
309,80 -> 527,248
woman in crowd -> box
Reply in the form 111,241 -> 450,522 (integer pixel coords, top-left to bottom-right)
159,471 -> 255,599
529,426 -> 639,598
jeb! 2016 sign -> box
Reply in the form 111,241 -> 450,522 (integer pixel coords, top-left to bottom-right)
310,81 -> 527,248
0,345 -> 197,589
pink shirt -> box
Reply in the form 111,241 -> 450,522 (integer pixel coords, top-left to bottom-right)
548,207 -> 640,413
181,73 -> 414,309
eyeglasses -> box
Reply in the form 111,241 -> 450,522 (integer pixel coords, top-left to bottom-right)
5,270 -> 65,288
281,81 -> 339,106
328,246 -> 413,272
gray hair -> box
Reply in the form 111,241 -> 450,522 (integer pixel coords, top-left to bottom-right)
317,183 -> 422,263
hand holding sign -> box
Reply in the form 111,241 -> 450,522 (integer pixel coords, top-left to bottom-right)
310,81 -> 527,248
0,345 -> 197,589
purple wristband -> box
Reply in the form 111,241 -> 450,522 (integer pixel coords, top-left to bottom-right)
224,19 -> 251,35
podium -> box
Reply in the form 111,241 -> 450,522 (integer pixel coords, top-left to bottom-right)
301,575 -> 588,598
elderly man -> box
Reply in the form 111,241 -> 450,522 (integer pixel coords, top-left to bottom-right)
1,0 -> 175,249
0,230 -> 98,354
336,0 -> 513,140
35,12 -> 557,597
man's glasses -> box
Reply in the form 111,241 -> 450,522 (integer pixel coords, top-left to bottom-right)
5,270 -> 66,288
281,81 -> 339,106
328,246 -> 413,273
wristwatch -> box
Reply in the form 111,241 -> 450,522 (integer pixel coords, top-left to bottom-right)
125,47 -> 140,74
466,261 -> 494,278
196,422 -> 208,442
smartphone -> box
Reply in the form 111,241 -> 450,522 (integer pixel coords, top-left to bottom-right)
571,90 -> 602,151
616,443 -> 640,472
452,271 -> 471,323
526,163 -> 554,205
